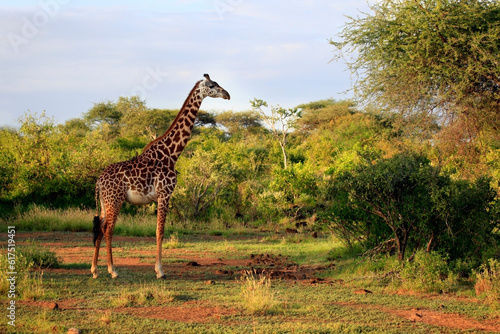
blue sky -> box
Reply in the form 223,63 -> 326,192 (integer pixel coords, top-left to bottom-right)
0,0 -> 372,127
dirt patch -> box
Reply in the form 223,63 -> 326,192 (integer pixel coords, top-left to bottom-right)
392,308 -> 500,332
19,299 -> 237,324
116,302 -> 237,323
335,301 -> 500,333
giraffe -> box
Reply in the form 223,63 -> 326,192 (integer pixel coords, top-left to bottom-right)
91,74 -> 230,279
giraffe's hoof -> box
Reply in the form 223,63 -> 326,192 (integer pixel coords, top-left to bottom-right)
92,274 -> 99,279
111,273 -> 119,279
157,274 -> 166,279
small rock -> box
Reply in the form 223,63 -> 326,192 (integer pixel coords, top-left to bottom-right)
48,302 -> 58,310
353,289 -> 373,295
410,311 -> 423,322
205,280 -> 215,285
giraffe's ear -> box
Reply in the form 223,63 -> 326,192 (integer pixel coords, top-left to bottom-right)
204,74 -> 211,81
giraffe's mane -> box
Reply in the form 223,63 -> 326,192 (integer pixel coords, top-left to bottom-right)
142,79 -> 203,153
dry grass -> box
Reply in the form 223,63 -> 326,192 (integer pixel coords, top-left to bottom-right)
475,258 -> 500,308
240,270 -> 280,315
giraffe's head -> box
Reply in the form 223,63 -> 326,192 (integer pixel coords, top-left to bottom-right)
200,74 -> 230,100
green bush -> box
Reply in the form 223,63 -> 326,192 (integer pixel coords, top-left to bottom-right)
173,149 -> 236,220
396,251 -> 458,293
322,153 -> 498,263
0,242 -> 59,300
17,241 -> 60,269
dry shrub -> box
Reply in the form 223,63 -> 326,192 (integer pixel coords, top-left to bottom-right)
474,259 -> 500,308
240,271 -> 280,315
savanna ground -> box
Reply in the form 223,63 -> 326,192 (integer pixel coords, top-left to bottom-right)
1,222 -> 499,334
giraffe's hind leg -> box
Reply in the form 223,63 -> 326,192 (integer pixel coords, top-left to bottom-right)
91,217 -> 104,279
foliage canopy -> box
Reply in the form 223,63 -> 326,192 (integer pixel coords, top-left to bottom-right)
332,0 -> 500,135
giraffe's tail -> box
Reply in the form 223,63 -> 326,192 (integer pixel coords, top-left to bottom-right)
93,183 -> 103,247
92,216 -> 102,247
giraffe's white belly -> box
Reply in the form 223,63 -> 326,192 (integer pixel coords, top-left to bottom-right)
125,188 -> 156,205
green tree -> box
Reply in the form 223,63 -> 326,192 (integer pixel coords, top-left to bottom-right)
121,108 -> 176,141
0,128 -> 19,206
85,96 -> 148,141
324,153 -> 498,262
296,99 -> 356,133
58,118 -> 90,139
173,150 -> 235,219
215,110 -> 263,135
251,98 -> 301,169
332,0 -> 500,136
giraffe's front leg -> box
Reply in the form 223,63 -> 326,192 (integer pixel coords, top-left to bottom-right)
91,216 -> 105,278
106,237 -> 119,279
155,199 -> 168,279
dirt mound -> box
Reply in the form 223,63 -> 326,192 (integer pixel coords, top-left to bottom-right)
247,253 -> 292,267
237,254 -> 335,283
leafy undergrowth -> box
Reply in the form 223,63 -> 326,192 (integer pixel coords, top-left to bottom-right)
0,231 -> 498,333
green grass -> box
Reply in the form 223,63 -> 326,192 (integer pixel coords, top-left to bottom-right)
0,232 -> 497,333
0,207 -> 498,333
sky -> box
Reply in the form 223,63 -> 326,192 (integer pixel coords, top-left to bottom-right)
0,0 -> 372,128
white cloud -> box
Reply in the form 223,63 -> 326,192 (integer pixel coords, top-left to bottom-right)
0,1 -> 369,127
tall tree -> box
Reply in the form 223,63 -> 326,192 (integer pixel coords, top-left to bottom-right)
331,0 -> 500,136
251,98 -> 301,169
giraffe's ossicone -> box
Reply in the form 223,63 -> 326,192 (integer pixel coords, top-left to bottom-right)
91,74 -> 230,279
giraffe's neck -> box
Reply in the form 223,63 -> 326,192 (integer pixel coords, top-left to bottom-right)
140,80 -> 204,164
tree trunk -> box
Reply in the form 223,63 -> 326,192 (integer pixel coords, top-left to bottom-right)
426,234 -> 434,252
395,230 -> 408,261
280,142 -> 288,169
